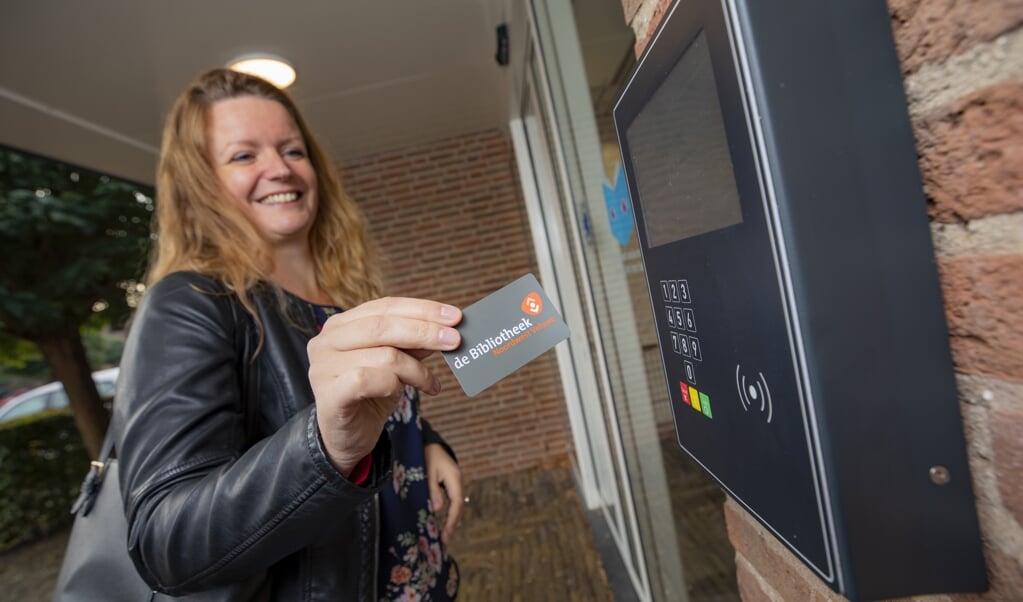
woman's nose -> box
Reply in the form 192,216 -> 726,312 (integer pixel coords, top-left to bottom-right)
263,154 -> 291,180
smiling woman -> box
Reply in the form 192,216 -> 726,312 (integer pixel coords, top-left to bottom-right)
207,96 -> 319,257
102,68 -> 466,601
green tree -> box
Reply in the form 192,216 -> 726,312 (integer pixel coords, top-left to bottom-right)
0,147 -> 153,457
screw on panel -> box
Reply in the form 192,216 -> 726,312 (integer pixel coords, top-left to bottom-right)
929,465 -> 950,485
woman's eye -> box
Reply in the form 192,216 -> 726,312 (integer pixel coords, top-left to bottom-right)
284,148 -> 307,159
230,152 -> 254,162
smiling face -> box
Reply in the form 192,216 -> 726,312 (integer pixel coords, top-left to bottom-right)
207,96 -> 318,248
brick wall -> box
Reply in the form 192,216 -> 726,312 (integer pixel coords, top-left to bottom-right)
625,0 -> 1023,600
895,1 -> 1023,596
339,129 -> 575,480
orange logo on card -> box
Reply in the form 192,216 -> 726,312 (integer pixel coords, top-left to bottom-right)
521,292 -> 543,316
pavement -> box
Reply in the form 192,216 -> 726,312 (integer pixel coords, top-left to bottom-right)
0,462 -> 737,601
453,466 -> 618,601
0,466 -> 616,601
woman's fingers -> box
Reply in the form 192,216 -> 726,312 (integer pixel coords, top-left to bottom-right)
319,314 -> 461,353
314,298 -> 462,356
327,297 -> 462,328
441,485 -> 465,545
425,443 -> 464,544
310,347 -> 442,397
307,297 -> 462,475
309,345 -> 439,474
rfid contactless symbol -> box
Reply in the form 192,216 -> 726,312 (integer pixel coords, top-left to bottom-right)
521,292 -> 543,316
736,364 -> 773,423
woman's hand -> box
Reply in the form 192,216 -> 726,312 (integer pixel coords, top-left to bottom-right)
425,442 -> 464,544
307,297 -> 461,476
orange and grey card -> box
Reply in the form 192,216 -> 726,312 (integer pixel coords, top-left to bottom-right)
442,273 -> 570,397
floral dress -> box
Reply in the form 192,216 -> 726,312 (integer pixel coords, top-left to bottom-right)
312,304 -> 459,602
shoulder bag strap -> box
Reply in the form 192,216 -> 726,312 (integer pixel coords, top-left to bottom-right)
69,425 -> 116,517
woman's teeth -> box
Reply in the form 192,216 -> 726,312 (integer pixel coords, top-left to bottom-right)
261,192 -> 298,205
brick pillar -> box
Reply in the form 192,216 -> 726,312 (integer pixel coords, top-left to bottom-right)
340,130 -> 575,481
623,0 -> 1023,599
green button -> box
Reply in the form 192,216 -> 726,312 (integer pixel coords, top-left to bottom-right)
700,392 -> 712,419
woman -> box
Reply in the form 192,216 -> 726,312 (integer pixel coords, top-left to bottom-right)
113,68 -> 464,600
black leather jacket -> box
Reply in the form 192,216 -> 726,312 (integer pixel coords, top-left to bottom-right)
113,271 -> 416,601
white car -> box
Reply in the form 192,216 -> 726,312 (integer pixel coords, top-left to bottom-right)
0,367 -> 120,423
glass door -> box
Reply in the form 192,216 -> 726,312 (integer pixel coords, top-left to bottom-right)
511,37 -> 654,601
516,0 -> 741,601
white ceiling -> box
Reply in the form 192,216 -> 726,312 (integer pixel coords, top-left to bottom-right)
0,0 -> 634,186
0,0 -> 519,185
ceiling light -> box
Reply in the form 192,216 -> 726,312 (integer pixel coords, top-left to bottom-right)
228,55 -> 296,89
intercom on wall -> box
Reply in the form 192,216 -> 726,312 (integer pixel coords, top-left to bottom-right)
613,0 -> 988,599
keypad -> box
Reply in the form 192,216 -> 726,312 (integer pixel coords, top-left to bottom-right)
660,278 -> 702,383
661,278 -> 712,420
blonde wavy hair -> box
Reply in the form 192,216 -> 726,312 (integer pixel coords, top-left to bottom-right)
147,68 -> 384,323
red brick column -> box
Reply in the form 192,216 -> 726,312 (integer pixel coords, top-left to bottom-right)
899,1 -> 1023,594
340,129 -> 575,481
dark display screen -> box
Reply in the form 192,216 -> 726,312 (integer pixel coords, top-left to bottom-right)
625,30 -> 743,248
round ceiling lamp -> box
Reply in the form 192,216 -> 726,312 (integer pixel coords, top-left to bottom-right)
228,55 -> 296,89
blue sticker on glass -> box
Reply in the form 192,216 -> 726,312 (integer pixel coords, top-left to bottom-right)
602,162 -> 634,247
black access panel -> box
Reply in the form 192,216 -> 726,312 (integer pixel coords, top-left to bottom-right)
612,0 -> 987,600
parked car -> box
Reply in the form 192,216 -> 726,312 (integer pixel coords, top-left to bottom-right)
0,367 -> 120,423
0,386 -> 31,408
